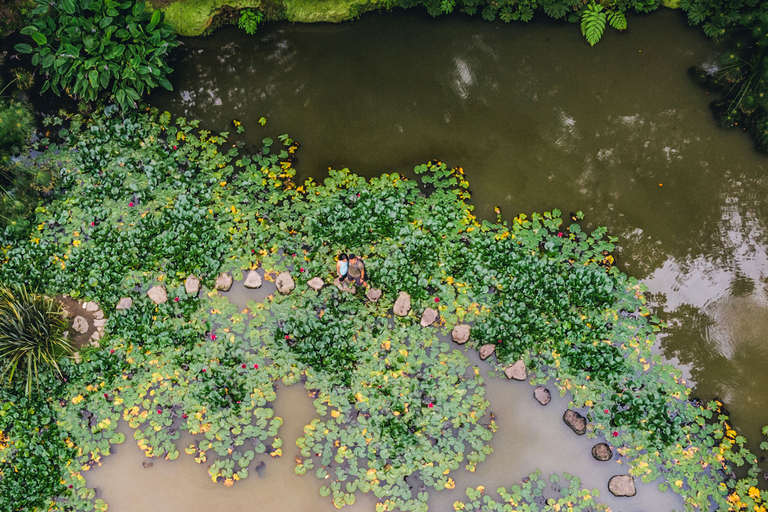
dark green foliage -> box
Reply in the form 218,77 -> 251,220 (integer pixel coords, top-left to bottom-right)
0,283 -> 72,396
0,101 -> 34,168
238,8 -> 264,34
0,390 -> 75,512
682,0 -> 768,150
14,0 -> 178,110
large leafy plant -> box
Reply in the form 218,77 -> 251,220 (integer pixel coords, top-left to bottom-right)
580,2 -> 627,46
14,0 -> 178,110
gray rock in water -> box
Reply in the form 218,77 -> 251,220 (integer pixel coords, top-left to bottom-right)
185,275 -> 201,295
451,324 -> 471,344
504,360 -> 527,381
72,316 -> 89,334
563,409 -> 587,435
307,277 -> 324,291
244,270 -> 263,289
608,475 -> 636,497
116,297 -> 133,310
534,386 -> 551,405
276,272 -> 295,295
420,308 -> 438,327
592,443 -> 613,461
393,291 -> 411,317
147,285 -> 168,304
215,272 -> 233,292
479,344 -> 496,360
366,288 -> 382,302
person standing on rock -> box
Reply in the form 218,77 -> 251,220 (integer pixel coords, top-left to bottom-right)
346,254 -> 367,288
336,253 -> 348,281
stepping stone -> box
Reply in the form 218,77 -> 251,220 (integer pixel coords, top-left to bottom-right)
608,475 -> 636,497
185,275 -> 201,294
534,386 -> 551,405
307,277 -> 324,291
563,409 -> 587,435
366,288 -> 382,302
420,308 -> 438,327
276,272 -> 295,295
393,291 -> 411,317
147,285 -> 168,305
94,310 -> 104,320
215,272 -> 233,292
592,443 -> 613,461
93,318 -> 106,328
451,324 -> 470,344
83,301 -> 99,312
244,270 -> 262,289
479,344 -> 496,360
116,297 -> 133,310
72,316 -> 89,334
504,360 -> 527,380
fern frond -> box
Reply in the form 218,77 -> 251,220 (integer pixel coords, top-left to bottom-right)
608,11 -> 627,30
581,4 -> 606,46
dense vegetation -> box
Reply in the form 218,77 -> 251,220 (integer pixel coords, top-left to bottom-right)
0,108 -> 765,511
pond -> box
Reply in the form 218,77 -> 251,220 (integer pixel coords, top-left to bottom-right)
92,7 -> 768,510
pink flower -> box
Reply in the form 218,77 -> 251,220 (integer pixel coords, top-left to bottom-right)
174,297 -> 180,302
434,297 -> 440,303
357,193 -> 360,197
157,409 -> 162,414
251,249 -> 255,254
210,334 -> 216,340
253,364 -> 259,369
90,222 -> 95,226
612,431 -> 619,437
241,364 -> 246,369
604,409 -> 610,413
128,202 -> 135,207
300,267 -> 305,272
110,349 -> 114,353
428,403 -> 434,408
557,232 -> 563,237
201,368 -> 206,373
173,145 -> 178,150
292,253 -> 296,257
285,334 -> 290,339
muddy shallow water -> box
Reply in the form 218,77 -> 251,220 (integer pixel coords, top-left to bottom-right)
86,7 -> 768,510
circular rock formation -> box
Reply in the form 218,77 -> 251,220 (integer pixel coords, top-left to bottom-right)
608,475 -> 636,497
592,442 -> 613,461
534,386 -> 551,405
393,291 -> 411,317
276,272 -> 295,295
563,409 -> 587,435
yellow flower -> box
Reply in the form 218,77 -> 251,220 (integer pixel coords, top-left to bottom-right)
233,119 -> 241,127
72,240 -> 81,247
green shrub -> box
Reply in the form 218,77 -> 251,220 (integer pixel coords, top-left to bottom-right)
0,284 -> 72,395
238,8 -> 263,34
0,100 -> 34,168
14,0 -> 178,110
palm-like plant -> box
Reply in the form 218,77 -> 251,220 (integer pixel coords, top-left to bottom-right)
0,284 -> 73,395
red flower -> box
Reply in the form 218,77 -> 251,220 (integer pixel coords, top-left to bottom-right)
90,222 -> 95,226
183,414 -> 188,419
173,145 -> 178,150
357,193 -> 360,197
253,364 -> 259,369
428,403 -> 434,408
110,349 -> 115,353
174,297 -> 180,302
69,485 -> 73,489
604,409 -> 610,413
292,253 -> 296,257
434,297 -> 440,302
202,368 -> 206,373
300,267 -> 304,272
612,431 -> 619,437
285,334 -> 290,339
241,364 -> 246,369
210,334 -> 216,340
157,409 -> 162,414
104,393 -> 108,398
128,202 -> 135,207
251,249 -> 255,254
557,232 -> 563,237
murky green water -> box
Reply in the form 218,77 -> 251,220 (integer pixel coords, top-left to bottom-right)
97,7 -> 768,509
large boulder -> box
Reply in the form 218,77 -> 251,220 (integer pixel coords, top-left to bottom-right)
215,272 -> 233,292
72,316 -> 89,334
393,292 -> 411,317
185,275 -> 201,295
592,443 -> 613,461
451,324 -> 470,344
608,475 -> 636,497
420,308 -> 438,327
479,344 -> 496,360
563,409 -> 587,435
504,360 -> 527,381
307,277 -> 324,291
276,272 -> 295,295
147,286 -> 167,305
366,288 -> 382,302
116,297 -> 133,310
534,386 -> 551,405
244,270 -> 263,289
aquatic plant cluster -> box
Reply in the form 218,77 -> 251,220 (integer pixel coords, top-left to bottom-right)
0,108 -> 766,512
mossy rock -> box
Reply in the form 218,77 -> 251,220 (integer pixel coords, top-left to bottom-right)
149,0 -> 262,36
283,0 -> 383,23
